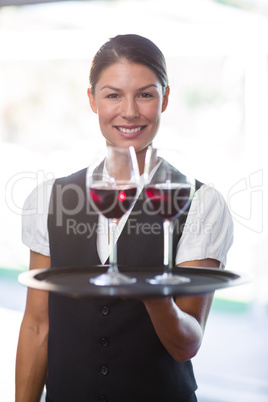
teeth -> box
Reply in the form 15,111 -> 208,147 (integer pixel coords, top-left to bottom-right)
118,126 -> 143,134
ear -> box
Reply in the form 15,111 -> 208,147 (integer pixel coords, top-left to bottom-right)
161,86 -> 170,113
87,88 -> 98,114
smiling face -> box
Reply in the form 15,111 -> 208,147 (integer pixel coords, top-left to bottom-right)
87,61 -> 169,170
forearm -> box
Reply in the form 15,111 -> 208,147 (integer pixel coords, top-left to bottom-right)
15,319 -> 48,402
144,297 -> 203,362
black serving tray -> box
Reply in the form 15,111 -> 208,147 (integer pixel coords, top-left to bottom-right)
18,265 -> 250,299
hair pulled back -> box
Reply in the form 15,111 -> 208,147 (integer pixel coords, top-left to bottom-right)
89,34 -> 168,95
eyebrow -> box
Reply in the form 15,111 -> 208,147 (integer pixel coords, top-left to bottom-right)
100,84 -> 158,92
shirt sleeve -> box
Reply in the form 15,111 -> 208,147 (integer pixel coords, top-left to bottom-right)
21,179 -> 54,257
175,184 -> 234,267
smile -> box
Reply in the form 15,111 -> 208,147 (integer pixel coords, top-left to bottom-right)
116,126 -> 146,134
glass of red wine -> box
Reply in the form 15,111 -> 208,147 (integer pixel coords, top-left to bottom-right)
86,145 -> 139,286
144,147 -> 194,285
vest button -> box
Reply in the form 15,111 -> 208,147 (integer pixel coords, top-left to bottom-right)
98,396 -> 107,402
100,365 -> 109,376
101,305 -> 110,316
100,337 -> 109,347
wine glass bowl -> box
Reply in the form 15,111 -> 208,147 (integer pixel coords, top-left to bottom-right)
86,146 -> 139,286
89,182 -> 138,220
145,182 -> 193,221
144,147 -> 194,285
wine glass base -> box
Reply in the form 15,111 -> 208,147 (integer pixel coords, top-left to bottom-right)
90,272 -> 137,286
146,273 -> 190,285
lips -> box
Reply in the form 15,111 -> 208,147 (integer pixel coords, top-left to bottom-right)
115,125 -> 146,137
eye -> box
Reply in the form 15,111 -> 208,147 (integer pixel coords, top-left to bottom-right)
106,93 -> 119,99
139,92 -> 153,98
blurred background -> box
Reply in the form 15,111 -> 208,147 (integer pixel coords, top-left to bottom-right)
0,0 -> 267,401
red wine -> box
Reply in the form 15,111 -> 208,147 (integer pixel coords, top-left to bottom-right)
145,183 -> 191,220
90,182 -> 137,219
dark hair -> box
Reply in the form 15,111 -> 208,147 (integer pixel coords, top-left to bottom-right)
89,34 -> 168,95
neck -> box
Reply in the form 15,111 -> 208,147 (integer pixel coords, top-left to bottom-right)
136,148 -> 148,175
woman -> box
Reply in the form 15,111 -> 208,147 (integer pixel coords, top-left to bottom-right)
16,34 -> 233,402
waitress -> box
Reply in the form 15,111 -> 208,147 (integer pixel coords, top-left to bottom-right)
16,34 -> 233,402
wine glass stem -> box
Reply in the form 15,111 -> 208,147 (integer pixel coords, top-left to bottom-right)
108,218 -> 119,274
163,219 -> 173,273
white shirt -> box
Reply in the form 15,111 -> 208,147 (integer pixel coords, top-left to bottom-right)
21,175 -> 233,267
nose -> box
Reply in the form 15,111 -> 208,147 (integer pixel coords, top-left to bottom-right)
121,97 -> 139,120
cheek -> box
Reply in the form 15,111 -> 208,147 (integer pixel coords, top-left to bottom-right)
97,103 -> 118,123
145,103 -> 162,122
97,111 -> 111,128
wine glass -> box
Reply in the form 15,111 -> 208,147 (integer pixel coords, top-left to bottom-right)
144,147 -> 194,285
86,145 -> 140,286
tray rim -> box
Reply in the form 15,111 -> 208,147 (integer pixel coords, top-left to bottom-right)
18,265 -> 251,299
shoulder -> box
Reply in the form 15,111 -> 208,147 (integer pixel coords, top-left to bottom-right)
189,184 -> 234,245
54,168 -> 87,186
22,179 -> 55,256
51,167 -> 87,204
48,168 -> 89,217
192,184 -> 230,213
23,179 -> 55,214
186,184 -> 234,244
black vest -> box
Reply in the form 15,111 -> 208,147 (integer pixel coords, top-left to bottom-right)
47,165 -> 202,402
